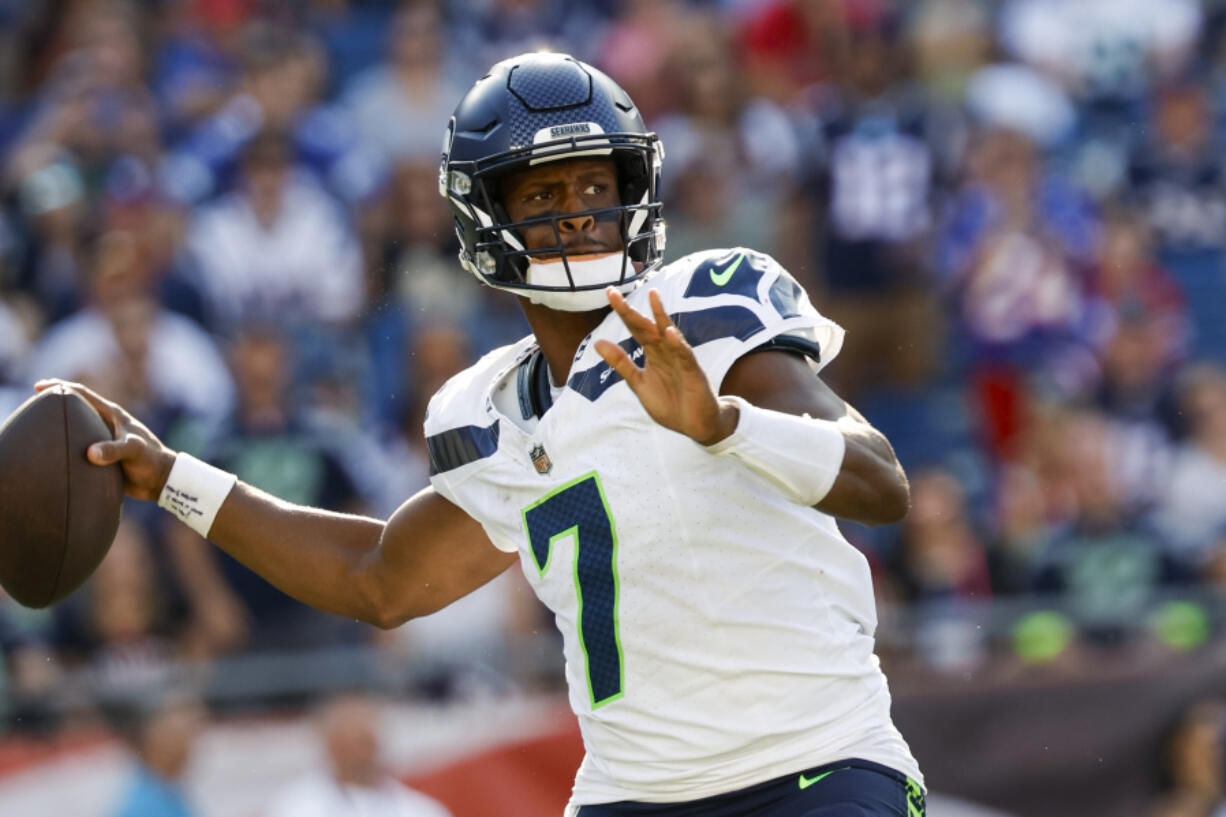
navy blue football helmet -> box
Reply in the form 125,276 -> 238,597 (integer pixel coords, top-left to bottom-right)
439,52 -> 665,310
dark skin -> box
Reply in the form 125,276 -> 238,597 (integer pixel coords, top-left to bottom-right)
35,157 -> 908,630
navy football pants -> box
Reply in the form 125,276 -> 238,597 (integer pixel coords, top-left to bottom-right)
576,759 -> 924,817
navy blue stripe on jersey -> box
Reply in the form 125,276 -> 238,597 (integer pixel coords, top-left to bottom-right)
768,273 -> 807,319
682,251 -> 768,301
673,305 -> 765,344
426,421 -> 500,475
569,306 -> 765,402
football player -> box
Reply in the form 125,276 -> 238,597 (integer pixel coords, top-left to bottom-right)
41,53 -> 925,817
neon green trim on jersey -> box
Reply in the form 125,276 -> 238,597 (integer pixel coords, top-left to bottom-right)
536,525 -> 576,577
709,253 -> 744,286
906,777 -> 924,817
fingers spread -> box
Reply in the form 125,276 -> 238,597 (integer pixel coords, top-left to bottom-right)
606,287 -> 659,346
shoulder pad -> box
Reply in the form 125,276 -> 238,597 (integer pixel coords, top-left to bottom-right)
423,339 -> 528,437
656,248 -> 809,321
423,340 -> 530,477
680,248 -> 774,302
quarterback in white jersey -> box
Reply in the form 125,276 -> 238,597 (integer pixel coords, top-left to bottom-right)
426,246 -> 921,807
47,52 -> 924,817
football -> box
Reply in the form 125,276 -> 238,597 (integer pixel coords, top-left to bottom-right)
0,385 -> 125,608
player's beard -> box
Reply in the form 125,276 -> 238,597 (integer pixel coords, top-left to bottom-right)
524,251 -> 636,311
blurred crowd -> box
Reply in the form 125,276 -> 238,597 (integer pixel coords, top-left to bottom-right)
3,0 -> 1226,735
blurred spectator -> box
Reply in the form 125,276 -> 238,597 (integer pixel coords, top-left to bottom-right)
23,229 -> 235,428
891,469 -> 993,672
792,12 -> 942,397
1085,209 -> 1188,365
1121,75 -> 1226,365
1151,363 -> 1226,571
164,23 -> 378,206
1031,411 -> 1189,644
907,0 -> 993,103
735,0 -> 851,103
937,125 -> 1097,377
385,158 -> 517,348
1126,78 -> 1226,260
0,293 -> 32,418
653,14 -> 800,263
149,0 -> 244,137
658,14 -> 801,192
963,63 -> 1075,153
49,503 -> 242,694
341,2 -> 469,167
106,691 -> 207,817
360,157 -> 525,430
999,0 -> 1201,107
338,321 -> 476,525
305,0 -> 394,94
663,153 -> 782,264
1149,699 -> 1226,817
593,0 -> 686,123
1070,211 -> 1185,507
894,469 -> 994,604
184,130 -> 364,330
261,692 -> 451,817
69,518 -> 178,700
1088,314 -> 1178,493
6,143 -> 90,321
196,322 -> 369,651
16,2 -> 160,175
0,590 -> 59,729
0,184 -> 32,418
987,463 -> 1056,594
448,0 -> 612,78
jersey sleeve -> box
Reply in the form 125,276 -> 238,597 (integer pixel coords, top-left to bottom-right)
664,248 -> 845,390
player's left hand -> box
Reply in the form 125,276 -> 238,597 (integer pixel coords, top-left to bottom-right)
594,288 -> 738,446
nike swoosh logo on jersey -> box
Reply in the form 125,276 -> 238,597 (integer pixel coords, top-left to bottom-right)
709,253 -> 744,286
798,766 -> 850,790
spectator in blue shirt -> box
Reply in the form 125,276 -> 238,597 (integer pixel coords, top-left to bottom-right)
108,692 -> 206,817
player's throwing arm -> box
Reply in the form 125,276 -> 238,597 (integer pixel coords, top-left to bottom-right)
30,379 -> 518,629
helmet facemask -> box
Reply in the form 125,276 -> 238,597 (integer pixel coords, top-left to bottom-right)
443,130 -> 666,312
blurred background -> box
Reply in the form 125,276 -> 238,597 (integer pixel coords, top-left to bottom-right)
1,1 -> 1226,815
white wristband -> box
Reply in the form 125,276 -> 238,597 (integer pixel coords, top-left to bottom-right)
706,395 -> 846,505
157,453 -> 237,538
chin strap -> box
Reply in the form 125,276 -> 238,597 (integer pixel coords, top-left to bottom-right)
524,252 -> 636,311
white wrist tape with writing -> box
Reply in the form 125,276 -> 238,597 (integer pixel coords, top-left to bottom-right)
157,453 -> 237,538
706,395 -> 846,505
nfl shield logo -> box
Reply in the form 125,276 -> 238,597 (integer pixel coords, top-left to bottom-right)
530,443 -> 552,474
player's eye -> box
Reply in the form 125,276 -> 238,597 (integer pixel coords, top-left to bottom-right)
583,183 -> 606,196
523,189 -> 552,204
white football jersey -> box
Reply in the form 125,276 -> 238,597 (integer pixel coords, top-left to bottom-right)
424,249 -> 922,808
